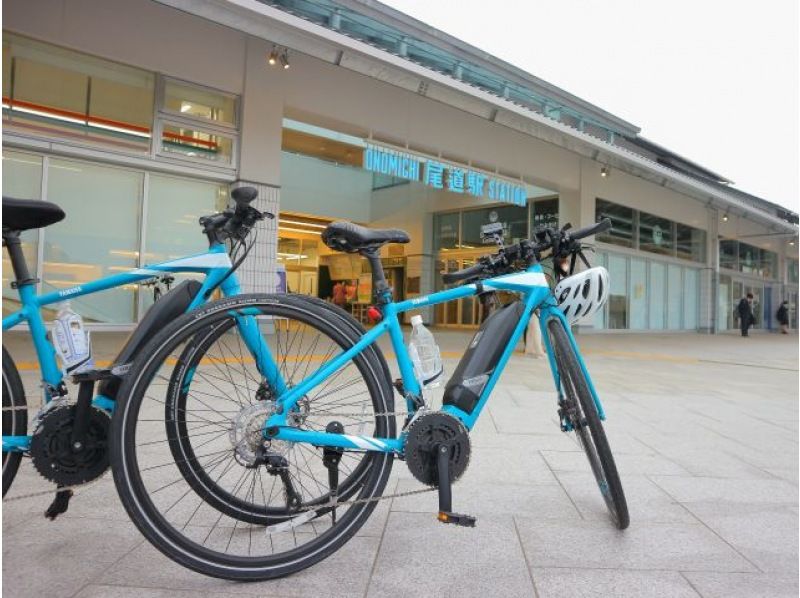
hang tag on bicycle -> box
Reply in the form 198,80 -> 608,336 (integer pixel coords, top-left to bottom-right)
52,301 -> 94,375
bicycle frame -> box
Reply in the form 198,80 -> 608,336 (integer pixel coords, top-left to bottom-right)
263,261 -> 606,454
1,242 -> 275,452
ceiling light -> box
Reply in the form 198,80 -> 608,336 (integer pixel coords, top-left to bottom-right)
722,213 -> 729,222
267,46 -> 278,66
180,103 -> 192,113
790,240 -> 796,246
280,50 -> 290,70
600,166 -> 609,178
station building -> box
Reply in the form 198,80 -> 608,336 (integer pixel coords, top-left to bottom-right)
2,0 -> 798,333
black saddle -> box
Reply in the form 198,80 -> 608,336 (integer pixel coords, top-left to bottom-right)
322,221 -> 410,253
3,197 -> 65,232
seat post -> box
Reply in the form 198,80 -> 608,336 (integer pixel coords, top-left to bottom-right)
2,230 -> 36,288
360,248 -> 392,304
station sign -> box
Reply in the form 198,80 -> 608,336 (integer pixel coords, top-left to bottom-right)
363,144 -> 527,207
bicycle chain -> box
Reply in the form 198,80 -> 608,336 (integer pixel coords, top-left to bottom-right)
3,410 -> 433,510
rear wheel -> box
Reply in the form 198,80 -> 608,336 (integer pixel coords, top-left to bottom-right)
111,294 -> 396,580
3,347 -> 27,496
547,319 -> 629,529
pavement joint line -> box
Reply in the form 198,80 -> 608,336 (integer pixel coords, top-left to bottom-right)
677,571 -> 710,598
362,477 -> 398,598
696,359 -> 799,372
644,475 -> 765,574
539,451 -> 585,520
511,515 -> 541,598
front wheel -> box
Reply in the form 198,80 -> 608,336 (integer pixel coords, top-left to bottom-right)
547,319 -> 629,529
3,346 -> 27,496
110,294 -> 395,580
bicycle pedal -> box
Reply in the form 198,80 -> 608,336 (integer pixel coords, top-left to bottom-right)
44,489 -> 73,520
437,511 -> 476,527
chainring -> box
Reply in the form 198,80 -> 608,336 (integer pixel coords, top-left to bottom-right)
30,405 -> 111,486
405,412 -> 470,486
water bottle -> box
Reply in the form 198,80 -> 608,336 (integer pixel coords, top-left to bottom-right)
52,301 -> 94,374
408,315 -> 443,389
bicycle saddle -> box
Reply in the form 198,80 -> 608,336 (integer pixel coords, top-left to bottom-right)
322,221 -> 409,253
3,197 -> 65,232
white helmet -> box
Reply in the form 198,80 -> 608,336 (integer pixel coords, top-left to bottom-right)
554,266 -> 609,323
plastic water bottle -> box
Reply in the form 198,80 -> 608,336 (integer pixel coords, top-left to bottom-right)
408,315 -> 443,389
52,302 -> 93,374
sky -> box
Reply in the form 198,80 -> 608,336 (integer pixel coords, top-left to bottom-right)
382,0 -> 799,212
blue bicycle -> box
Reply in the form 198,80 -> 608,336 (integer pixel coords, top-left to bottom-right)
1,186 -> 272,506
109,217 -> 628,580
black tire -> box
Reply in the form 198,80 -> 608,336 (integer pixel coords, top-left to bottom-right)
111,294 -> 395,580
547,319 -> 629,530
3,346 -> 27,497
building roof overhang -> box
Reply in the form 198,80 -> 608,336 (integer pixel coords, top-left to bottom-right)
155,0 -> 798,235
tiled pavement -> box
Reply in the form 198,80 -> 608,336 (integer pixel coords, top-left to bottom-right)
2,330 -> 798,597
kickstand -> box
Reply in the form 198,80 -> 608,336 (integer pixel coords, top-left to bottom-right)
45,487 -> 73,520
322,421 -> 344,524
435,444 -> 476,527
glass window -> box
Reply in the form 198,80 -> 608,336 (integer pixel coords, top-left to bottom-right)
739,243 -> 759,276
596,199 -> 633,248
3,34 -> 154,153
639,211 -> 673,256
676,224 -> 706,262
141,175 -> 227,313
532,198 -> 559,229
649,261 -> 666,329
434,212 -> 460,251
164,79 -> 236,127
160,123 -> 233,164
461,205 -> 528,247
43,158 -> 142,324
592,251 -> 607,329
607,254 -> 628,329
719,239 -> 738,270
789,258 -> 799,284
667,264 -> 683,329
629,258 -> 647,329
2,150 -> 42,317
684,268 -> 699,330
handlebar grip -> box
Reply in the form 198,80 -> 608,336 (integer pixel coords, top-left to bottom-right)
442,262 -> 485,284
569,218 -> 612,241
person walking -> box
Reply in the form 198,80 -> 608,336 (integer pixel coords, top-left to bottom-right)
737,293 -> 754,337
776,300 -> 790,334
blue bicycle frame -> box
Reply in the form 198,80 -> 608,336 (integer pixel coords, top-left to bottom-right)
2,242 -> 275,453
262,262 -> 606,455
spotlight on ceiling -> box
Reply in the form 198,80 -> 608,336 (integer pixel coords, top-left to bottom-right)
722,213 -> 729,222
790,239 -> 796,247
280,50 -> 290,70
267,45 -> 278,66
600,166 -> 609,178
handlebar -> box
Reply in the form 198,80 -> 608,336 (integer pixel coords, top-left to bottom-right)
199,186 -> 274,244
442,218 -> 611,285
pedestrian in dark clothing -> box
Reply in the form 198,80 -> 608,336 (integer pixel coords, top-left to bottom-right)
776,300 -> 789,334
737,293 -> 754,337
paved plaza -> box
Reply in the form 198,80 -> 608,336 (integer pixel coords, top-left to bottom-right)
2,329 -> 798,598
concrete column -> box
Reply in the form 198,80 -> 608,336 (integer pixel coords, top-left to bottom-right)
235,36 -> 285,293
231,182 -> 280,293
702,206 -> 720,333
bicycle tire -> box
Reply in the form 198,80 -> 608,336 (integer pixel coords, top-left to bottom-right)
163,298 -> 383,524
3,346 -> 27,497
547,319 -> 629,529
111,294 -> 395,580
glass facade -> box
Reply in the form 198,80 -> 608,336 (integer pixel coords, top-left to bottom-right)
4,34 -> 154,153
718,239 -> 779,280
591,250 -> 701,331
3,34 -> 239,169
2,150 -> 228,323
596,198 -> 706,263
596,199 -> 634,248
